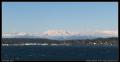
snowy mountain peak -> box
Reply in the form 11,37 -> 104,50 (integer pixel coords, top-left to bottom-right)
2,30 -> 118,40
16,32 -> 28,36
43,30 -> 72,36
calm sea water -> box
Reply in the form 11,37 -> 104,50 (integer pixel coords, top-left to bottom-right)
1,45 -> 119,61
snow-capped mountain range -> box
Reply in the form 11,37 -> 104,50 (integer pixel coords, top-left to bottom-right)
2,30 -> 118,40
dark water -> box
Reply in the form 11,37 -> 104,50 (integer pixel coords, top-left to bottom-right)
1,45 -> 119,61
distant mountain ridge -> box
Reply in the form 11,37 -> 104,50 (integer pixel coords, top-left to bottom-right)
2,30 -> 118,40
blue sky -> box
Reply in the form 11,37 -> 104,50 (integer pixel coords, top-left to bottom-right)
2,2 -> 118,33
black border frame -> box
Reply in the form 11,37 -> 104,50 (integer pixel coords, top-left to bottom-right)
1,0 -> 119,62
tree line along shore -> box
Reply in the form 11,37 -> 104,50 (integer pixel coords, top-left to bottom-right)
2,37 -> 118,46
